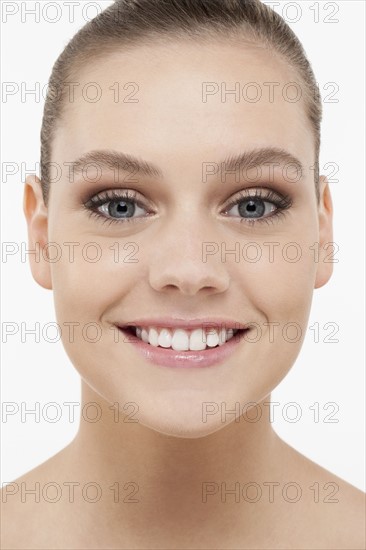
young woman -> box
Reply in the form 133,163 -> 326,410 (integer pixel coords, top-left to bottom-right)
2,0 -> 365,548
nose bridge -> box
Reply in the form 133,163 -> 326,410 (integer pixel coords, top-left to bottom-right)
148,206 -> 230,296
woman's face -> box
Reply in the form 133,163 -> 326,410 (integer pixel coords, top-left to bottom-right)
26,39 -> 333,437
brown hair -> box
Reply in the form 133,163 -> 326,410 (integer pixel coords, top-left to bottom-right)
40,0 -> 322,206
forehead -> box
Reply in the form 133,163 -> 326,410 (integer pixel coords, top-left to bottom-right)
54,39 -> 312,173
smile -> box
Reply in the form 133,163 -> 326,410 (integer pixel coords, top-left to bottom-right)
132,325 -> 239,351
117,325 -> 248,368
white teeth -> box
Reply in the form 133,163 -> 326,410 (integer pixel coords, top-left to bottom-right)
171,329 -> 190,351
158,328 -> 172,348
189,328 -> 207,351
141,328 -> 149,343
218,327 -> 226,346
206,329 -> 220,348
148,327 -> 159,347
131,326 -> 239,350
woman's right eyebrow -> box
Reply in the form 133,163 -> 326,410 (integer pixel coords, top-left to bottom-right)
68,149 -> 163,180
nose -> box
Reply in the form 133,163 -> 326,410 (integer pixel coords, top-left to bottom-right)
148,215 -> 230,297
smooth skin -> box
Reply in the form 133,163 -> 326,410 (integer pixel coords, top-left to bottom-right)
2,38 -> 365,549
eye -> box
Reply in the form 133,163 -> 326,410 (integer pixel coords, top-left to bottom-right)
228,197 -> 276,218
222,188 -> 292,225
82,189 -> 153,225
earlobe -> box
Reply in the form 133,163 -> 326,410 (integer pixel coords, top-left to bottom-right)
23,175 -> 53,290
314,175 -> 334,289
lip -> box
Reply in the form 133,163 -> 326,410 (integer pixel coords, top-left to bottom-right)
118,317 -> 250,331
116,325 -> 249,369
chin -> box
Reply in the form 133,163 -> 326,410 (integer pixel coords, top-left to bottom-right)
136,406 -> 230,439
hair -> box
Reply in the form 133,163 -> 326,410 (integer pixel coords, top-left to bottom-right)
40,0 -> 322,206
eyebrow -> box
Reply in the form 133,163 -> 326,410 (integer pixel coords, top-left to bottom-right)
69,147 -> 304,180
70,150 -> 162,179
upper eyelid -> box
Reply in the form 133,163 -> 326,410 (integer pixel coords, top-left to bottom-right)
85,186 -> 288,208
84,189 -> 151,211
222,189 -> 293,217
82,187 -> 292,227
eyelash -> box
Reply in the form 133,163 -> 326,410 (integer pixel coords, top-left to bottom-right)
222,188 -> 292,227
83,190 -> 151,227
82,188 -> 293,228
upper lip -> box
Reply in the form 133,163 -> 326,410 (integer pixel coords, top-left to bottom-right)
116,317 -> 250,331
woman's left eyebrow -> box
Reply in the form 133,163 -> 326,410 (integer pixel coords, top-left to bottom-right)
217,147 -> 304,179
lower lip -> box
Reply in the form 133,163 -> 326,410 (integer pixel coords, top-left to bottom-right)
117,328 -> 247,368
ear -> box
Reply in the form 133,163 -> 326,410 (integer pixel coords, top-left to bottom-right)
314,175 -> 334,289
23,175 -> 52,290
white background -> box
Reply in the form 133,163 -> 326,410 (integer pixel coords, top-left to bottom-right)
1,1 -> 365,490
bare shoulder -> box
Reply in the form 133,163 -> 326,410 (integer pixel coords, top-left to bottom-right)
279,437 -> 366,549
1,445 -> 76,549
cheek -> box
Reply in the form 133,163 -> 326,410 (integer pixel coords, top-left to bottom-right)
48,234 -> 145,394
236,234 -> 317,314
50,236 -> 142,322
48,235 -> 144,395
230,232 -> 318,394
254,250 -> 315,318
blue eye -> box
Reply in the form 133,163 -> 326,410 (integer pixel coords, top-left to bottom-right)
83,189 -> 151,226
228,197 -> 276,219
222,188 -> 292,224
99,197 -> 146,219
83,187 -> 292,227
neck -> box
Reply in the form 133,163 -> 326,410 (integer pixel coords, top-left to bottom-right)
69,381 -> 287,546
